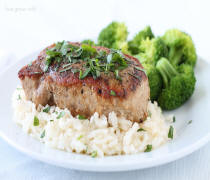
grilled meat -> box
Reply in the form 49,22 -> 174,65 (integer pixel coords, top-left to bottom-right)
18,42 -> 150,122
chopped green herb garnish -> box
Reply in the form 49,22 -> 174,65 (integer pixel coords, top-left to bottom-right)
168,126 -> 174,139
173,116 -> 176,123
110,90 -> 116,96
79,68 -> 91,79
56,111 -> 65,119
91,151 -> 97,158
71,68 -> 80,74
144,145 -> 152,152
43,41 -> 131,80
137,128 -> 146,132
40,130 -> 45,138
96,70 -> 100,78
77,135 -> 83,140
134,66 -> 145,73
62,63 -> 72,68
114,69 -> 122,81
107,53 -> 112,63
43,106 -> 50,113
33,116 -> 39,126
148,111 -> 152,117
50,120 -> 54,122
59,66 -> 72,73
16,88 -> 22,90
78,114 -> 86,120
188,120 -> 192,124
128,72 -> 141,81
33,72 -> 42,74
44,65 -> 49,72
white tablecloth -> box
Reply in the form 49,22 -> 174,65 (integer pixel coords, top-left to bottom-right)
0,0 -> 210,179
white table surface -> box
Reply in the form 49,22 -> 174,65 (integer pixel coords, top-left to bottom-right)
0,0 -> 210,179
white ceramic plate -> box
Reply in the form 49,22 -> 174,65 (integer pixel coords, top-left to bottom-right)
0,52 -> 210,172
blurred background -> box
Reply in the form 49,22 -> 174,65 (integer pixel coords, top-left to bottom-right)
0,0 -> 210,66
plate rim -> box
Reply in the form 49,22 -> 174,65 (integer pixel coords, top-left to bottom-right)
1,127 -> 210,172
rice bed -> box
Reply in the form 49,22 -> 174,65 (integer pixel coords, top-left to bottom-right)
12,87 -> 173,157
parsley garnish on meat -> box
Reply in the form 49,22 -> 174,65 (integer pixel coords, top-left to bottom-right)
33,72 -> 42,75
43,41 -> 141,81
110,90 -> 116,96
114,69 -> 122,81
128,72 -> 141,81
59,66 -> 72,73
71,68 -> 80,74
79,68 -> 91,79
134,66 -> 145,73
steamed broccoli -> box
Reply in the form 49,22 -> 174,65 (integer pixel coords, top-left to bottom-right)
138,37 -> 168,65
156,57 -> 196,110
162,29 -> 197,67
97,22 -> 128,52
142,63 -> 163,101
115,41 -> 129,54
128,26 -> 154,55
81,39 -> 95,46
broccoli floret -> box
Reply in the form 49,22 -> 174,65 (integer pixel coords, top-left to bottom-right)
142,63 -> 163,101
139,37 -> 168,65
116,41 -> 129,54
128,26 -> 154,55
162,29 -> 197,67
97,22 -> 128,50
134,53 -> 148,64
81,39 -> 95,46
156,57 -> 196,110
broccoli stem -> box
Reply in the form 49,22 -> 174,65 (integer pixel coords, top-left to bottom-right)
156,58 -> 178,87
169,46 -> 183,66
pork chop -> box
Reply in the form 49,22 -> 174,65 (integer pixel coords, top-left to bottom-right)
18,41 -> 150,122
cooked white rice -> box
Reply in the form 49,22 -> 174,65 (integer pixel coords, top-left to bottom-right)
12,87 -> 174,157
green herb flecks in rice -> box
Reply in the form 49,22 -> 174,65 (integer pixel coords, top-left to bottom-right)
78,114 -> 87,120
168,126 -> 174,139
56,111 -> 65,119
40,130 -> 45,138
43,106 -> 50,113
137,128 -> 146,132
91,151 -> 97,158
33,116 -> 39,126
144,145 -> 152,152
